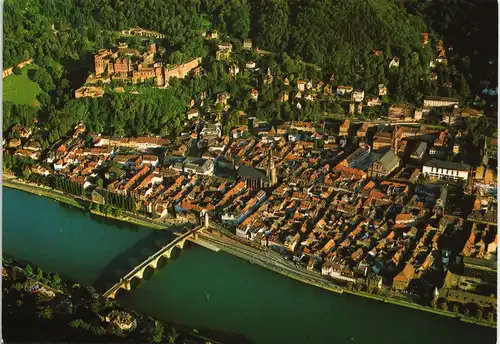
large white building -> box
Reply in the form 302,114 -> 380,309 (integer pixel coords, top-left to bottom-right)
422,159 -> 469,181
423,96 -> 459,108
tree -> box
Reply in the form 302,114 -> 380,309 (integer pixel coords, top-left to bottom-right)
440,301 -> 448,312
91,325 -> 106,336
168,327 -> 180,344
52,274 -> 61,287
149,320 -> 164,343
37,305 -> 54,320
487,312 -> 494,323
36,267 -> 44,280
464,308 -> 470,317
70,319 -> 83,329
115,208 -> 123,217
13,66 -> 22,75
430,299 -> 438,309
96,178 -> 104,188
476,308 -> 483,320
452,304 -> 459,314
25,264 -> 33,276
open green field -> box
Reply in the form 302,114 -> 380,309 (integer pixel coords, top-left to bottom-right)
3,65 -> 42,106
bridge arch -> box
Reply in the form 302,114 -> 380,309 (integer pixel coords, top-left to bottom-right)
103,226 -> 206,299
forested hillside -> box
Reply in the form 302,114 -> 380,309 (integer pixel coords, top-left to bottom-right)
3,0 -> 497,142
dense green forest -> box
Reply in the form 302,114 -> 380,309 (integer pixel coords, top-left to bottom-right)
3,0 -> 497,143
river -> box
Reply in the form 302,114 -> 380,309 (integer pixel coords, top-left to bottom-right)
2,187 -> 497,344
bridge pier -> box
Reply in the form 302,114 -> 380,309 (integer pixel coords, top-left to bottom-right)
149,256 -> 160,269
135,267 -> 147,280
176,238 -> 186,250
163,248 -> 173,259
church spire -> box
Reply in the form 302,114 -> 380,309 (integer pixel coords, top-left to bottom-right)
266,149 -> 277,186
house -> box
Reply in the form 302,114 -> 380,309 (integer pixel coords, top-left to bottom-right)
297,80 -> 305,92
216,43 -> 232,60
23,140 -> 42,151
12,124 -> 33,138
205,30 -> 218,39
142,154 -> 159,167
229,64 -> 240,77
422,32 -> 429,47
105,166 -> 126,181
243,39 -> 252,49
352,90 -> 365,102
216,92 -> 230,106
339,120 -> 350,136
395,213 -> 415,225
106,310 -> 137,331
54,159 -> 68,171
423,96 -> 459,108
250,88 -> 259,101
336,86 -> 353,96
368,149 -> 400,178
14,149 -> 40,160
389,57 -> 400,68
389,104 -> 412,120
246,61 -> 256,69
91,188 -> 108,205
357,123 -> 369,138
378,84 -> 388,96
8,138 -> 21,148
462,256 -> 497,284
422,159 -> 470,181
183,157 -> 214,175
392,263 -> 415,291
411,142 -> 427,160
372,132 -> 392,151
414,108 -> 424,121
201,122 -> 222,138
367,97 -> 381,107
436,40 -> 447,64
339,144 -> 371,168
186,108 -> 199,120
264,68 -> 273,85
279,91 -> 289,102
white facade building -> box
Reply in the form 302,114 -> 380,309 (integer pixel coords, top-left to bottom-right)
422,159 -> 469,180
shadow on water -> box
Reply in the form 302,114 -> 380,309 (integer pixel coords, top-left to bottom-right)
87,212 -> 142,232
92,230 -> 195,293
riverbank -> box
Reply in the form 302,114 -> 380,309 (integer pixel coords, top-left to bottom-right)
200,232 -> 497,329
3,179 -> 496,329
2,257 -> 238,344
3,177 -> 85,209
3,177 -> 173,231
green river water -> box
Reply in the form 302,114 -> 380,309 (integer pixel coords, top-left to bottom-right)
2,187 -> 497,344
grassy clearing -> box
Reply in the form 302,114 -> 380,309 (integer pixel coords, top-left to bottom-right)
3,65 -> 42,106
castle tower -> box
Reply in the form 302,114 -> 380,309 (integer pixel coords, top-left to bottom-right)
95,55 -> 105,76
266,149 -> 278,186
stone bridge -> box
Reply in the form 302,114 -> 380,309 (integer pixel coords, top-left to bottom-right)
103,213 -> 210,299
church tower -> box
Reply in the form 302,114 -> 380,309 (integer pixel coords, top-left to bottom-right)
266,149 -> 278,186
